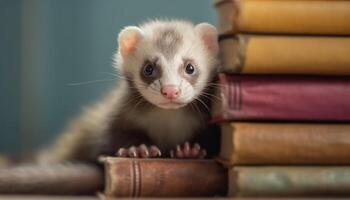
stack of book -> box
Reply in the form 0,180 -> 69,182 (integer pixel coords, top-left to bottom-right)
99,1 -> 350,198
213,0 -> 350,197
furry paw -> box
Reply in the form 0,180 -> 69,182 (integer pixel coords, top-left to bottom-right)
170,142 -> 207,159
116,144 -> 161,158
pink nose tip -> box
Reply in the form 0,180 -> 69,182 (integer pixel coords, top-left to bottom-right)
161,85 -> 181,99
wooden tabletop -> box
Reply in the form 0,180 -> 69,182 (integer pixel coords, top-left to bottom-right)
0,196 -> 97,200
0,196 -> 347,200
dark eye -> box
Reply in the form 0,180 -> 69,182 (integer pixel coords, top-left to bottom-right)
143,64 -> 154,77
185,63 -> 195,74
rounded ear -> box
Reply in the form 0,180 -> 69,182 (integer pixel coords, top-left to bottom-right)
195,23 -> 219,54
118,26 -> 143,58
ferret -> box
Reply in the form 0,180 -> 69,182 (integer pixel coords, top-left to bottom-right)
0,20 -> 220,195
37,19 -> 220,164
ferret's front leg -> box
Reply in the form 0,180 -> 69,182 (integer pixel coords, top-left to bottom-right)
112,129 -> 162,158
116,144 -> 161,158
170,142 -> 207,159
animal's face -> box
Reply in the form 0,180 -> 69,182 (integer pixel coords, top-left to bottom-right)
115,20 -> 218,109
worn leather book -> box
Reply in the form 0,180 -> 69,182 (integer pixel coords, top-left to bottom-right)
219,35 -> 350,75
211,74 -> 350,122
220,123 -> 350,165
214,0 -> 350,35
229,166 -> 350,197
101,157 -> 227,197
0,163 -> 103,195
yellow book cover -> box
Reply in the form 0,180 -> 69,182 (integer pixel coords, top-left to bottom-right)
220,35 -> 350,75
215,0 -> 350,35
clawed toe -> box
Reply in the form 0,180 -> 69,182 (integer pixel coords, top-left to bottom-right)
116,144 -> 161,158
170,142 -> 207,159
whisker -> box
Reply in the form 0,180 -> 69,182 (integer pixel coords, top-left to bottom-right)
101,72 -> 119,77
121,94 -> 142,108
199,94 -> 217,103
130,98 -> 146,114
194,79 -> 222,85
101,72 -> 132,82
67,78 -> 116,86
191,101 -> 206,125
195,98 -> 210,114
149,84 -> 159,91
137,84 -> 160,95
123,97 -> 145,123
200,92 -> 221,102
195,82 -> 223,88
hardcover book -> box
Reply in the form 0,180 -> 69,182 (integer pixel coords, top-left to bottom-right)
0,163 -> 103,195
220,123 -> 350,165
219,35 -> 350,75
229,166 -> 350,197
212,74 -> 350,122
214,0 -> 350,35
101,157 -> 227,197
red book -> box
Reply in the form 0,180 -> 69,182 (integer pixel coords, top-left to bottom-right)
212,74 -> 350,122
101,157 -> 227,197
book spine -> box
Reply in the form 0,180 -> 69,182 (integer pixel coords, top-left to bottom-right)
215,0 -> 235,34
105,159 -> 227,197
215,0 -> 350,35
219,35 -> 350,75
218,74 -> 350,121
230,167 -> 350,197
220,123 -> 350,165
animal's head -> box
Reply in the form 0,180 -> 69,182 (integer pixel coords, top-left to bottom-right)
115,20 -> 219,109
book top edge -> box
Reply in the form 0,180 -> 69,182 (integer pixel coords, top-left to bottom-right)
99,156 -> 217,164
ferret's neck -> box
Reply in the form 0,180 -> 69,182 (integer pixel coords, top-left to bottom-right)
116,78 -> 210,150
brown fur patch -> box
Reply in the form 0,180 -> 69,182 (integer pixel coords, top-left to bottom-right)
179,59 -> 200,86
156,28 -> 183,60
108,80 -> 155,151
140,59 -> 162,85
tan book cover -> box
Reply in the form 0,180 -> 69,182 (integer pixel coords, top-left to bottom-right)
229,166 -> 350,197
101,157 -> 227,197
220,35 -> 350,75
220,123 -> 350,165
214,0 -> 350,35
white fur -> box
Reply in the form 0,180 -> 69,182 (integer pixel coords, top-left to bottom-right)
115,20 -> 219,149
115,19 -> 218,109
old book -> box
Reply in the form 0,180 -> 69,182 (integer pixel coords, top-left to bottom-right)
0,163 -> 103,195
211,74 -> 350,122
214,0 -> 350,35
229,166 -> 350,197
101,157 -> 227,197
220,123 -> 350,165
219,35 -> 350,75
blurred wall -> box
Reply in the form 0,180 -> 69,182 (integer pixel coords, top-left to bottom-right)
0,0 -> 21,155
0,0 -> 217,156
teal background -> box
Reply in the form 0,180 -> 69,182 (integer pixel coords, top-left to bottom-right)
0,0 -> 217,156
